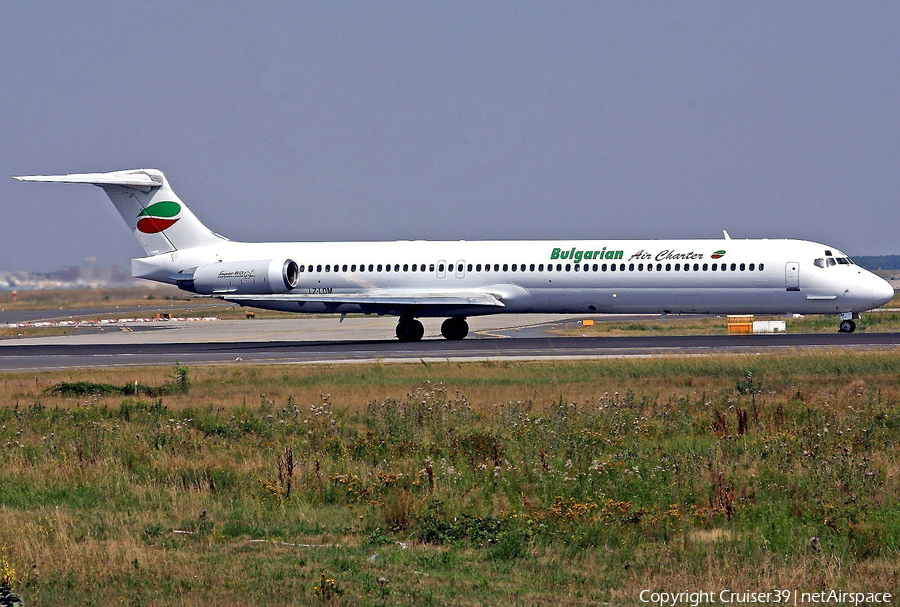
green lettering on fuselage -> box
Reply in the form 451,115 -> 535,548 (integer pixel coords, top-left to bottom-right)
550,246 -> 622,262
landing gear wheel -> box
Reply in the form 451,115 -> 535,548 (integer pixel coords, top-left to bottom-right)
441,317 -> 469,340
396,319 -> 424,342
839,320 -> 856,334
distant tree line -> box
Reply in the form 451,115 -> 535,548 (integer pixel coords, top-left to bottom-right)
854,255 -> 900,270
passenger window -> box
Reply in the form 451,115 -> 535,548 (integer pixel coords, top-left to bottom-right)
476,264 -> 482,271
610,264 -> 616,272
593,263 -> 598,271
439,264 -> 445,272
702,263 -> 708,271
503,264 -> 508,271
638,263 -> 643,271
368,264 -> 374,272
749,263 -> 755,271
448,264 -> 453,272
619,264 -> 625,271
350,265 -> 356,272
602,264 -> 608,271
740,263 -> 745,271
557,264 -> 563,271
494,264 -> 500,271
759,263 -> 764,271
467,264 -> 472,272
666,264 -> 671,271
511,264 -> 517,271
656,264 -> 662,271
730,263 -> 736,271
316,265 -> 322,272
674,264 -> 680,271
711,263 -> 716,271
385,264 -> 391,272
530,264 -> 536,271
377,264 -> 383,272
629,264 -> 635,271
574,264 -> 580,272
394,264 -> 400,272
692,264 -> 698,271
647,264 -> 652,272
565,264 -> 571,272
538,264 -> 544,271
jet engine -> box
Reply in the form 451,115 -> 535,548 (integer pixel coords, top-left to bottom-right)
176,259 -> 299,295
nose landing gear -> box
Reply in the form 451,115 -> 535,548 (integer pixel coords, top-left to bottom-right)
838,312 -> 857,333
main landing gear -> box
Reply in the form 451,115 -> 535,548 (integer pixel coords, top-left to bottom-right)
838,312 -> 857,334
441,317 -> 469,340
394,316 -> 469,341
396,317 -> 424,342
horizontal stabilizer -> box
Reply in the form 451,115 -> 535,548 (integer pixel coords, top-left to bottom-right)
13,170 -> 163,190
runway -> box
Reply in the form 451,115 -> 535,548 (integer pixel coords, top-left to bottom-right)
1,313 -> 899,371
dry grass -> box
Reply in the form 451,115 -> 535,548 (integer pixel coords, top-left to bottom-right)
0,353 -> 898,605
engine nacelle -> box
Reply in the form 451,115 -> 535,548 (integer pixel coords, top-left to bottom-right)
177,259 -> 299,295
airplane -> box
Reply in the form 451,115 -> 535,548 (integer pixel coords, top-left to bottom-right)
13,168 -> 894,340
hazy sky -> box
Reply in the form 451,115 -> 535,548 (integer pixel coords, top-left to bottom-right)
2,2 -> 899,271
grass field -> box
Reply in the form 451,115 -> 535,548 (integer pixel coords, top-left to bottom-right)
0,353 -> 898,605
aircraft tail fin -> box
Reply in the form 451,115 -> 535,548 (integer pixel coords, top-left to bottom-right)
14,169 -> 224,256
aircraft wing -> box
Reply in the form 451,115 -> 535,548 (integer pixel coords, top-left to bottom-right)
212,289 -> 505,311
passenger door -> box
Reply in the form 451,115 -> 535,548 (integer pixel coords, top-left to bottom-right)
785,262 -> 800,291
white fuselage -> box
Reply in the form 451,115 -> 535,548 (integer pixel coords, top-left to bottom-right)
134,237 -> 894,318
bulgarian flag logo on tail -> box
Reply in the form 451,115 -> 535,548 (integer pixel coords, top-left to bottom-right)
711,250 -> 726,259
137,201 -> 181,234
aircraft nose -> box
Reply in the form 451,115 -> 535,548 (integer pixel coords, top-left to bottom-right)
873,277 -> 895,308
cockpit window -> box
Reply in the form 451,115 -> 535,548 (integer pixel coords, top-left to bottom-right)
836,258 -> 850,265
814,258 -> 825,268
827,258 -> 836,267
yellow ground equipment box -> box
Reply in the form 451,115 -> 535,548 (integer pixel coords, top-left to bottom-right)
727,315 -> 754,335
583,319 -> 594,326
